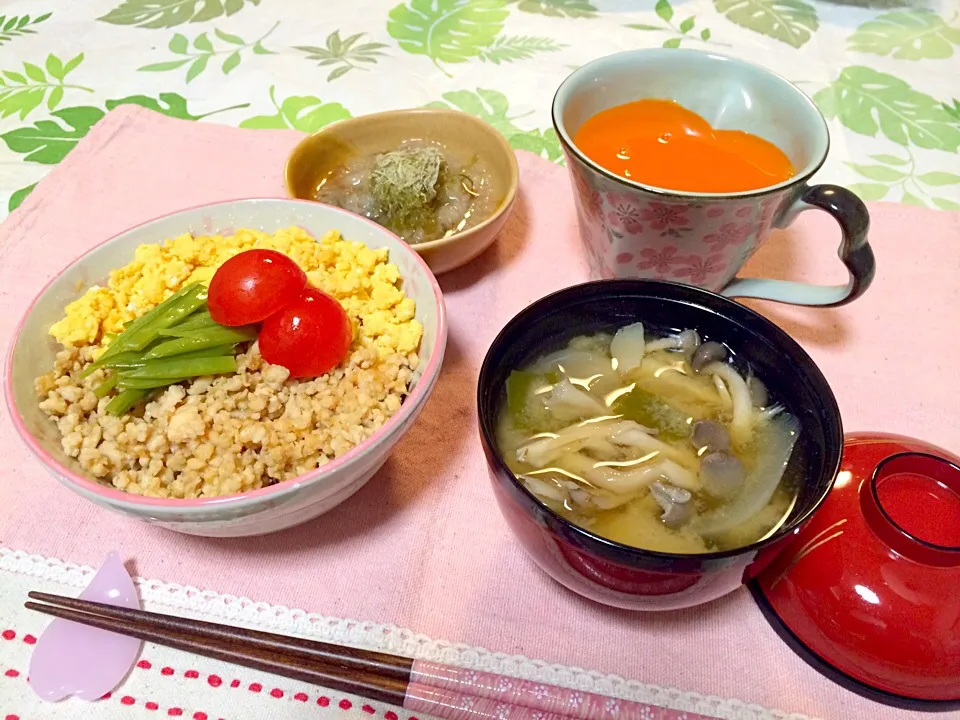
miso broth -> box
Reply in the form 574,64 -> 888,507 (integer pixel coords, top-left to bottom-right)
495,324 -> 802,554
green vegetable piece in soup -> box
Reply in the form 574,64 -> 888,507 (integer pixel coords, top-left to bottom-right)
611,386 -> 691,441
506,370 -> 535,420
505,370 -> 553,429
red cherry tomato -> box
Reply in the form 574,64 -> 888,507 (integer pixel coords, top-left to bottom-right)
258,287 -> 352,378
207,249 -> 307,326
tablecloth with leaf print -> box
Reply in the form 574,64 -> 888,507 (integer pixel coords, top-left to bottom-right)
1,1 -> 958,214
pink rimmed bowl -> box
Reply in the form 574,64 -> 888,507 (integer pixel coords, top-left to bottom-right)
5,198 -> 448,537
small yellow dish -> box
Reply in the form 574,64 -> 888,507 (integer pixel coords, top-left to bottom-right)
285,108 -> 519,275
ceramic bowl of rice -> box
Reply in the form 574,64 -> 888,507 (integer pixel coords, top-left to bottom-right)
6,198 -> 447,537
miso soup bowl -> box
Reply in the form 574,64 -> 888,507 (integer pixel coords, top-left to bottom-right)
477,279 -> 843,611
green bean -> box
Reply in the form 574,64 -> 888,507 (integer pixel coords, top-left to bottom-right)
164,309 -> 217,334
80,339 -> 163,377
169,345 -> 236,360
105,284 -> 198,351
88,284 -> 207,374
121,355 -> 237,380
159,326 -> 225,339
80,349 -> 132,379
143,326 -> 256,360
118,284 -> 208,353
119,344 -> 234,367
81,342 -> 233,381
116,348 -> 236,389
93,372 -> 119,398
105,388 -> 148,417
90,350 -> 154,371
118,376 -> 194,390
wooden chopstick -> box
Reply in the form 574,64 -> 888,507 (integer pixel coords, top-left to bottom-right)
27,591 -> 411,680
26,592 -> 723,720
25,597 -> 409,705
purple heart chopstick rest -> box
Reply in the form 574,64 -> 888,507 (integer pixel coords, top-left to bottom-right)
29,550 -> 142,701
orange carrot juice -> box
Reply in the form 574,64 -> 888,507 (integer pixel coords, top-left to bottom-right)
574,99 -> 795,193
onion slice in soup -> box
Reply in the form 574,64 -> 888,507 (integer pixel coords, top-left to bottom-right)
530,349 -> 619,394
543,378 -> 608,421
610,322 -> 645,375
693,412 -> 801,538
644,328 -> 699,355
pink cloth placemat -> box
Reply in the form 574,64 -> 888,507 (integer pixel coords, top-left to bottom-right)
2,106 -> 959,720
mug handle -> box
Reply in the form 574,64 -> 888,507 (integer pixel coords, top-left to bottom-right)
721,184 -> 876,307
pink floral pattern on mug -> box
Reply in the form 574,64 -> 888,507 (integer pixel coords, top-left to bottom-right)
641,202 -> 689,230
585,189 -> 604,220
584,225 -> 606,264
702,222 -> 753,250
759,195 -> 781,229
566,156 -> 792,292
636,246 -> 683,278
572,167 -> 604,220
605,193 -> 645,234
672,253 -> 726,284
578,207 -> 616,279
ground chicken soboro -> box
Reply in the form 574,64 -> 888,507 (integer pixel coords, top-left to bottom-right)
35,227 -> 423,499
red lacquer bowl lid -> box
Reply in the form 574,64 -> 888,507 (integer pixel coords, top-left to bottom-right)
752,432 -> 960,710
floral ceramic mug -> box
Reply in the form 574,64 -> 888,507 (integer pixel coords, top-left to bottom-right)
552,49 -> 876,307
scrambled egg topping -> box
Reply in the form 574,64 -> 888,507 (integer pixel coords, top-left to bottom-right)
50,227 -> 423,359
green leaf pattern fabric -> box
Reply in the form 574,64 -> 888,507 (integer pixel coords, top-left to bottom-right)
714,0 -> 819,49
387,1 -> 512,76
814,67 -> 960,152
847,11 -> 960,60
1,0 -> 958,214
98,0 -> 262,30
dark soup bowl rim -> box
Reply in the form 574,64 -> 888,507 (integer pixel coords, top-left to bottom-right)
477,278 -> 844,567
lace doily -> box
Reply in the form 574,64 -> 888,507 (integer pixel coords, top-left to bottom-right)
0,548 -> 818,720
